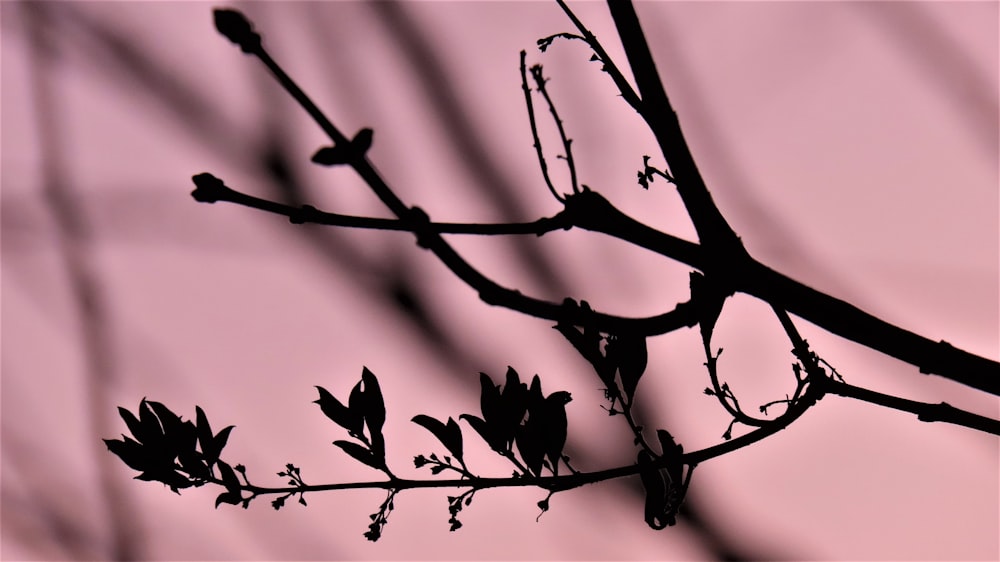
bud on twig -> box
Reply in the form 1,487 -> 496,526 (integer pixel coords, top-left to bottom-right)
213,9 -> 261,54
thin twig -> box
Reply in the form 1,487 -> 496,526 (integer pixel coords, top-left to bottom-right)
520,51 -> 563,202
528,63 -> 580,194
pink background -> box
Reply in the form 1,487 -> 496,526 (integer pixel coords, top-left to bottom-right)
2,1 -> 997,559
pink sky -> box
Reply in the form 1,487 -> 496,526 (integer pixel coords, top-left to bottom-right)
2,1 -> 997,560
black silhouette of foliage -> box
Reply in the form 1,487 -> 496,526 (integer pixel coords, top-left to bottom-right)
103,399 -> 232,495
105,0 -> 1000,545
316,367 -> 390,474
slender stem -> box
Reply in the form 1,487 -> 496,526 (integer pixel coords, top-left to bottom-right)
529,63 -> 580,194
827,380 -> 1000,435
520,51 -> 563,202
192,174 -> 570,235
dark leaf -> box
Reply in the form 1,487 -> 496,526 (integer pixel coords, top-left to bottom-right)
314,386 -> 363,435
554,322 -> 610,384
478,372 -> 503,429
541,391 -> 572,469
429,465 -> 446,475
360,367 -> 386,436
147,400 -> 196,458
527,375 -> 544,409
146,401 -> 181,432
117,407 -> 145,444
217,460 -> 241,494
272,496 -> 286,510
195,406 -> 214,458
411,415 -> 464,462
515,423 -> 545,477
333,440 -> 381,470
348,380 -> 365,429
215,491 -> 242,508
498,368 -> 529,448
138,399 -> 164,445
210,425 -> 235,465
178,449 -> 209,480
104,437 -> 151,472
616,333 -> 648,403
135,467 -> 192,494
690,272 -> 727,344
459,414 -> 502,453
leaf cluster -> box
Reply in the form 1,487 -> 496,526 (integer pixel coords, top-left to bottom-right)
315,367 -> 391,476
103,399 -> 234,496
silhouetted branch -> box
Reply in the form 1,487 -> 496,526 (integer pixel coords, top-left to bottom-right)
109,0 -> 999,545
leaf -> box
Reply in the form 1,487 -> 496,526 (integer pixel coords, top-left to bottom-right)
498,368 -> 529,448
478,372 -> 502,430
411,415 -> 464,462
138,399 -> 164,446
195,406 -> 214,456
146,401 -> 181,433
135,467 -> 193,494
348,380 -> 365,429
118,407 -> 144,443
541,391 -> 572,469
104,437 -> 151,472
515,423 -> 545,477
195,406 -> 232,466
459,414 -> 501,453
314,386 -> 363,435
615,333 -> 648,403
690,272 -> 726,344
210,426 -> 235,464
333,440 -> 381,470
215,491 -> 243,508
149,401 -> 197,458
360,367 -> 385,436
178,449 -> 210,480
216,460 -> 241,494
